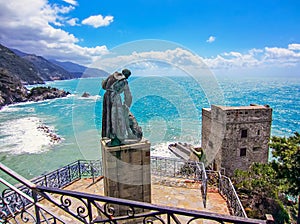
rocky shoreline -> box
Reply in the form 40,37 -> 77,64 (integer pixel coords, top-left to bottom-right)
37,123 -> 62,144
27,86 -> 70,102
0,85 -> 70,109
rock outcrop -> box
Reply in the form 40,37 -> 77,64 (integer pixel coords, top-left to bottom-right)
0,68 -> 28,106
81,92 -> 91,97
27,86 -> 70,102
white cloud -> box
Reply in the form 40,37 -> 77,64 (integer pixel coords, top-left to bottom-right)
67,18 -> 79,26
93,43 -> 300,74
206,36 -> 216,43
0,0 -> 108,65
62,0 -> 78,6
82,15 -> 114,28
288,43 -> 300,51
204,44 -> 300,70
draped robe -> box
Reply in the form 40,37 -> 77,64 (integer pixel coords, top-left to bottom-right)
101,73 -> 132,143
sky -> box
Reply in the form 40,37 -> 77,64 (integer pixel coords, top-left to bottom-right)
0,0 -> 300,77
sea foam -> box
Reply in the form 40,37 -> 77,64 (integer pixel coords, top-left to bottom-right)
151,142 -> 178,158
0,117 -> 61,155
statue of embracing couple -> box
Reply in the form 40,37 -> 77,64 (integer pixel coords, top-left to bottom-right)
101,69 -> 143,146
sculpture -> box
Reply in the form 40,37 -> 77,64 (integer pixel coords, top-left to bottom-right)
102,69 -> 142,146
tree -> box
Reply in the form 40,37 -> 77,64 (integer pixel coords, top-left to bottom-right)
233,163 -> 290,222
269,132 -> 300,223
232,132 -> 300,223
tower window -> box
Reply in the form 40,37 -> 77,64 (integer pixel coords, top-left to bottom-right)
241,129 -> 248,138
257,130 -> 260,135
240,148 -> 247,157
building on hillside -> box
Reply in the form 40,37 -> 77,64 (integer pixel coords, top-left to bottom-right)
201,104 -> 272,176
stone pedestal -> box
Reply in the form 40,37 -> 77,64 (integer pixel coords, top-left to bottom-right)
101,139 -> 151,216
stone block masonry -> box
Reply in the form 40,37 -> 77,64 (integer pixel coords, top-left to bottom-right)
202,104 -> 272,176
101,139 -> 151,216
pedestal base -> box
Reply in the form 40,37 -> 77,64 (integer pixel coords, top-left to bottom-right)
101,139 -> 151,216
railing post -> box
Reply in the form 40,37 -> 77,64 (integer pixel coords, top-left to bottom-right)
57,169 -> 60,188
68,164 -> 71,182
32,190 -> 41,223
44,174 -> 47,187
78,160 -> 81,179
173,160 -> 176,177
91,161 -> 95,183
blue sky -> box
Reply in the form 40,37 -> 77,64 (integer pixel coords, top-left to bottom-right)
0,0 -> 300,76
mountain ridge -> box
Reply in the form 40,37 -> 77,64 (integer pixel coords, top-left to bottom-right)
0,44 -> 71,108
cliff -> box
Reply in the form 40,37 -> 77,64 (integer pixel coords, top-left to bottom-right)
0,44 -> 70,108
0,67 -> 28,106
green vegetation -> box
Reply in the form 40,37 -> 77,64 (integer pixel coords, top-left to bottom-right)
232,133 -> 299,223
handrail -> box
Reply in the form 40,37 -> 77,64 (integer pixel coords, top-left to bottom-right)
0,177 -> 66,223
196,162 -> 207,208
206,170 -> 247,217
0,162 -> 36,189
219,175 -> 247,217
36,185 -> 267,224
0,159 -> 261,223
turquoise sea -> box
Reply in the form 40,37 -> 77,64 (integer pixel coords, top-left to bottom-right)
0,75 -> 299,180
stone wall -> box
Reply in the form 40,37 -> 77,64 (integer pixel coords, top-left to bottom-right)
201,105 -> 272,176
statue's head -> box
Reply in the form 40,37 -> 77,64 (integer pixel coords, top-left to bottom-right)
122,69 -> 131,79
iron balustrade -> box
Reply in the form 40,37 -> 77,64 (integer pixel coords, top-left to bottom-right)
219,175 -> 247,217
0,177 -> 65,223
36,185 -> 267,224
0,157 -> 270,223
206,170 -> 247,218
0,160 -> 102,222
150,156 -> 207,208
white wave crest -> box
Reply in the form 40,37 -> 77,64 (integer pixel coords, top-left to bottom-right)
151,142 -> 178,158
78,95 -> 101,100
0,117 -> 62,155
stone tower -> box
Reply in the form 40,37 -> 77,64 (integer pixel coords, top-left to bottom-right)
201,104 -> 272,176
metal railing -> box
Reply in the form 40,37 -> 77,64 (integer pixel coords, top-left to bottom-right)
150,156 -> 207,208
33,160 -> 102,189
35,185 -> 267,224
219,175 -> 247,217
0,158 -> 270,223
0,164 -> 66,223
206,170 -> 247,217
150,156 -> 203,180
0,160 -> 102,223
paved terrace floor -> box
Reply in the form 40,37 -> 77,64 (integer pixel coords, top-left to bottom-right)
39,176 -> 230,223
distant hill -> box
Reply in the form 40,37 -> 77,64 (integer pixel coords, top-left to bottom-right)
11,48 -> 73,81
0,44 -> 70,108
0,44 -> 44,84
11,47 -> 109,78
49,60 -> 109,78
23,54 -> 74,80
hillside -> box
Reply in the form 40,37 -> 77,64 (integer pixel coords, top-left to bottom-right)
0,44 -> 70,108
0,67 -> 28,106
0,44 -> 44,84
23,54 -> 74,81
11,47 -> 109,79
49,59 -> 109,78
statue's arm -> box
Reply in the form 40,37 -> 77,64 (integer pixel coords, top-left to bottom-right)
124,82 -> 132,107
102,78 -> 108,90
